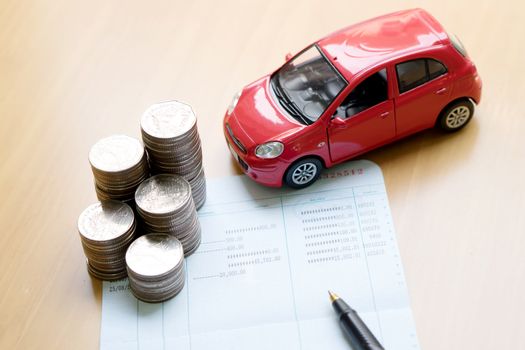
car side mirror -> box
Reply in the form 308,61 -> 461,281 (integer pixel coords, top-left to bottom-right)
330,116 -> 346,126
285,52 -> 293,61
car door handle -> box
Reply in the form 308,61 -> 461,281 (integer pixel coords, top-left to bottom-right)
434,87 -> 448,95
379,112 -> 389,118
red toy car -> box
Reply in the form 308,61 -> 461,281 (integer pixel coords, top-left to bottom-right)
224,8 -> 482,188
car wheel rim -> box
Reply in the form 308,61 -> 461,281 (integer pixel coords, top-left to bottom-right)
292,163 -> 317,185
445,106 -> 470,128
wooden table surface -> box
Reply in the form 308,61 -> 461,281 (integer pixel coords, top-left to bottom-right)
1,0 -> 524,349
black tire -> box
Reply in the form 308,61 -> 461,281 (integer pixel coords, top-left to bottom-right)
284,158 -> 322,189
438,99 -> 474,132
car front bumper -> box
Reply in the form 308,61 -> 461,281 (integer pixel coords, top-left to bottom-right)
223,123 -> 287,188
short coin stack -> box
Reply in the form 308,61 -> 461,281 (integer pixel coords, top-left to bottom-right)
78,200 -> 136,280
140,101 -> 206,209
135,174 -> 201,256
89,135 -> 149,203
126,233 -> 185,303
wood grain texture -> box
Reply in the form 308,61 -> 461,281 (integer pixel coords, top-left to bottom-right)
1,0 -> 524,349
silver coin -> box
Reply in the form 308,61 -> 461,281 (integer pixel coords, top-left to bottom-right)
95,189 -> 134,202
86,260 -> 128,281
95,185 -> 139,197
91,153 -> 148,176
138,204 -> 197,230
89,135 -> 145,173
132,277 -> 185,298
82,233 -> 135,255
142,127 -> 199,147
177,220 -> 201,255
127,265 -> 184,285
89,259 -> 127,271
78,201 -> 135,242
93,165 -> 149,184
189,166 -> 205,182
95,178 -> 145,192
140,214 -> 195,233
182,234 -> 202,256
135,175 -> 191,215
153,153 -> 202,166
143,137 -> 200,153
130,283 -> 184,303
146,154 -> 202,171
126,239 -> 187,303
130,265 -> 186,300
125,233 -> 184,278
146,147 -> 202,165
93,172 -> 149,188
137,205 -> 189,222
128,263 -> 183,287
151,165 -> 202,180
143,133 -> 201,150
193,188 -> 207,210
149,154 -> 202,169
192,180 -> 205,193
141,101 -> 197,140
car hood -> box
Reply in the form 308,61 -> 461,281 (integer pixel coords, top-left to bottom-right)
228,76 -> 304,147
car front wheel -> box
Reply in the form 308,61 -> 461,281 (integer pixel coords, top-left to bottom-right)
438,99 -> 474,132
284,158 -> 322,189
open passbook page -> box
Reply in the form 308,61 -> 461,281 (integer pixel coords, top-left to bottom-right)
101,160 -> 419,350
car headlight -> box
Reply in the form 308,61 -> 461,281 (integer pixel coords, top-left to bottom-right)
255,142 -> 284,159
227,91 -> 242,115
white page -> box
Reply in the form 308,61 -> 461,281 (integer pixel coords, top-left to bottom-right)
100,160 -> 420,350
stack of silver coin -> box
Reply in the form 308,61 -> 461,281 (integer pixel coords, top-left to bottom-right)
78,200 -> 136,280
89,135 -> 149,203
126,233 -> 185,303
135,174 -> 201,256
140,101 -> 206,209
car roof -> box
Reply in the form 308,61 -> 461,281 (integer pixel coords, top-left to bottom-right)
317,8 -> 449,79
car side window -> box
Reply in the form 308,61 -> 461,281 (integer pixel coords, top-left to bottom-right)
336,69 -> 388,119
428,59 -> 447,80
396,59 -> 427,93
396,58 -> 448,93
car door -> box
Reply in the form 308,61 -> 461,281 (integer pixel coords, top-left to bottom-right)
393,57 -> 452,137
327,68 -> 396,163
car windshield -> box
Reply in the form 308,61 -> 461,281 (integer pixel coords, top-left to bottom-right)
271,45 -> 347,125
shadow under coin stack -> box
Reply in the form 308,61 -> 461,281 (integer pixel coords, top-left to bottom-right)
78,200 -> 136,280
135,174 -> 201,256
89,135 -> 149,204
126,233 -> 185,303
140,101 -> 206,209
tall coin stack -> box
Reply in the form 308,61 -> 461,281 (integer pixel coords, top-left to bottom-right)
126,233 -> 185,303
140,101 -> 206,209
135,174 -> 201,256
89,135 -> 149,204
78,200 -> 136,280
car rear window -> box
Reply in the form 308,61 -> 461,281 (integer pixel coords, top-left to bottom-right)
448,33 -> 467,57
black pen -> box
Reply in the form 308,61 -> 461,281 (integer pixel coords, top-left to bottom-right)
328,291 -> 385,350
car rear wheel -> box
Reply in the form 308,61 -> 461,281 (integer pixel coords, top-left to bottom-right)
284,158 -> 322,189
438,99 -> 474,132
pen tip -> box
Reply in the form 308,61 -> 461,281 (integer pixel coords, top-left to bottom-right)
328,290 -> 339,302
